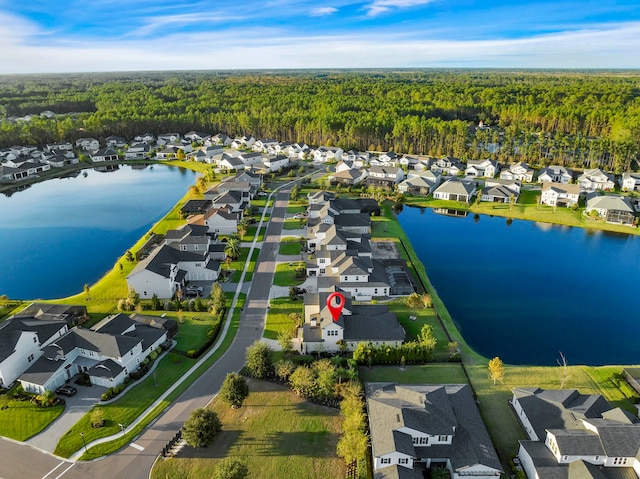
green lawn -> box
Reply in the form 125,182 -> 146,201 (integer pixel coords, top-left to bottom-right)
0,398 -> 65,441
279,237 -> 302,256
243,226 -> 265,242
273,262 -> 306,287
282,219 -> 305,230
173,313 -> 223,353
228,248 -> 251,282
286,205 -> 306,214
359,363 -> 467,384
265,297 -> 304,340
242,248 -> 260,282
151,379 -> 345,479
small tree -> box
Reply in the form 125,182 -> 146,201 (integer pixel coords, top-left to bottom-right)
405,292 -> 423,309
289,365 -> 317,398
277,329 -> 294,354
245,341 -> 273,379
219,373 -> 249,408
214,458 -> 248,479
224,236 -> 241,260
151,293 -> 162,311
182,408 -> 222,448
558,351 -> 569,389
83,283 -> 91,300
274,359 -> 296,382
488,356 -> 505,385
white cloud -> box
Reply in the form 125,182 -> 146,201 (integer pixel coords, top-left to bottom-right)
1,16 -> 640,73
310,7 -> 338,16
365,0 -> 436,16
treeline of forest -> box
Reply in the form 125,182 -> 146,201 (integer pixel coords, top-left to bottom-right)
1,70 -> 639,171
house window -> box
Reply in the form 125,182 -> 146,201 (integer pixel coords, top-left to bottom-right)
355,276 -> 359,281
438,435 -> 447,442
380,458 -> 391,465
398,458 -> 409,465
33,336 -> 38,343
181,245 -> 187,251
28,354 -> 35,362
319,259 -> 325,264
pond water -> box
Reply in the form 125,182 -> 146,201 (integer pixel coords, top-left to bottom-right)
0,165 -> 196,300
397,207 -> 640,366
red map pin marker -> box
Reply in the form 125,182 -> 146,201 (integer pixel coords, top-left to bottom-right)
326,292 -> 345,322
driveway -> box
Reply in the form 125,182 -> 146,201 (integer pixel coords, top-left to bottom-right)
26,383 -> 107,453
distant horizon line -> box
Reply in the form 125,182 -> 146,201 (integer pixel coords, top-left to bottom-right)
2,67 -> 640,77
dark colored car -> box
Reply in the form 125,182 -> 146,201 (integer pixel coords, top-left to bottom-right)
56,385 -> 77,397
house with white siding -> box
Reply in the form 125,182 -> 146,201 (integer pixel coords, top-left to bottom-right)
537,165 -> 572,184
541,183 -> 580,207
500,162 -> 534,182
620,173 -> 640,191
465,159 -> 499,178
578,168 -> 616,193
513,387 -> 640,479
432,179 -> 476,203
366,383 -> 502,479
585,194 -> 635,226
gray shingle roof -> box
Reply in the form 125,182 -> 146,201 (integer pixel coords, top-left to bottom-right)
586,195 -> 634,213
0,318 -> 67,362
434,179 -> 475,196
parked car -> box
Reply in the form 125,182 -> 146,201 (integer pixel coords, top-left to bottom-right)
184,285 -> 204,297
56,385 -> 77,397
258,192 -> 268,197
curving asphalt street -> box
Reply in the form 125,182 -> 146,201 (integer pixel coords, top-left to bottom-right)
0,186 -> 291,479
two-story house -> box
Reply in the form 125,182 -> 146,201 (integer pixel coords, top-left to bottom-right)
537,165 -> 572,184
365,166 -> 404,189
366,383 -> 502,479
541,183 -> 580,207
500,162 -> 534,182
578,168 -> 615,193
465,159 -> 499,178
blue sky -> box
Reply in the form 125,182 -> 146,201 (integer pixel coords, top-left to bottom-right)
1,0 -> 640,73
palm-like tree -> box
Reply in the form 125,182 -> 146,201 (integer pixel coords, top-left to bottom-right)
224,236 -> 241,260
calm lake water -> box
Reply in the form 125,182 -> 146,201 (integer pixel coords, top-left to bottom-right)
0,165 -> 196,300
398,207 -> 640,366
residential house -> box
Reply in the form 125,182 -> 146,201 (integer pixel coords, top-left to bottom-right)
578,168 -> 615,193
313,146 -> 344,163
0,160 -> 50,181
398,171 -> 441,195
540,183 -> 580,207
296,290 -> 404,354
513,387 -> 640,479
432,179 -> 476,203
399,155 -> 418,169
262,155 -> 290,172
75,138 -> 100,151
430,157 -> 465,176
236,152 -> 264,167
124,143 -> 151,160
218,154 -> 245,171
180,200 -> 213,216
134,133 -> 155,143
205,190 -> 246,213
366,166 -> 404,189
585,194 -> 635,226
19,315 -> 167,394
157,133 -> 181,145
45,141 -> 73,152
208,133 -> 232,146
105,135 -> 127,148
41,153 -> 78,168
127,226 -> 221,298
500,162 -> 534,182
184,131 -> 211,143
465,159 -> 499,178
620,172 -> 640,192
366,383 -> 502,479
91,147 -> 119,162
481,178 -> 521,203
230,136 -> 255,149
0,318 -> 69,388
155,146 -> 179,160
13,303 -> 88,326
199,207 -> 240,235
537,165 -> 572,184
329,168 -> 368,186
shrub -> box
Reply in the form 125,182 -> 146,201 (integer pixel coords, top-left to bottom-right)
219,373 -> 249,408
149,351 -> 158,361
91,408 -> 106,428
182,408 -> 222,448
187,349 -> 197,358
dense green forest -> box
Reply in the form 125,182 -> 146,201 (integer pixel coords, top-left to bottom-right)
1,70 -> 639,172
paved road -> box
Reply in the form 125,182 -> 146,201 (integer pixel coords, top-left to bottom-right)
0,188 -> 291,479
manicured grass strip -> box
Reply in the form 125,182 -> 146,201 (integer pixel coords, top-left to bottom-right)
386,301 -> 449,360
279,239 -> 302,256
264,297 -> 303,340
0,400 -> 65,441
286,205 -> 306,214
282,219 -> 305,230
359,363 -> 467,384
273,262 -> 306,287
76,296 -> 245,460
151,379 -> 345,479
229,248 -> 251,283
243,248 -> 260,283
243,225 -> 265,242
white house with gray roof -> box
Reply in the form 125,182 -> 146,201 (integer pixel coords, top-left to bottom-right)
620,173 -> 640,192
366,383 -> 502,479
537,165 -> 573,184
541,183 -> 580,207
465,159 -> 499,178
481,178 -> 520,203
578,168 -> 616,193
513,387 -> 640,479
296,289 -> 404,354
433,179 -> 476,203
18,314 -> 167,394
500,162 -> 534,182
0,318 -> 68,388
398,171 -> 441,195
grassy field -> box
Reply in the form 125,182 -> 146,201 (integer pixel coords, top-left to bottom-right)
273,262 -> 306,287
173,313 -> 222,353
0,398 -> 65,441
279,237 -> 303,256
151,379 -> 345,479
228,248 -> 251,282
264,297 -> 304,340
286,205 -> 306,214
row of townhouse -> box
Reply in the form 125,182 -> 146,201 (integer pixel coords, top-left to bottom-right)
0,305 -> 175,393
0,144 -> 80,182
